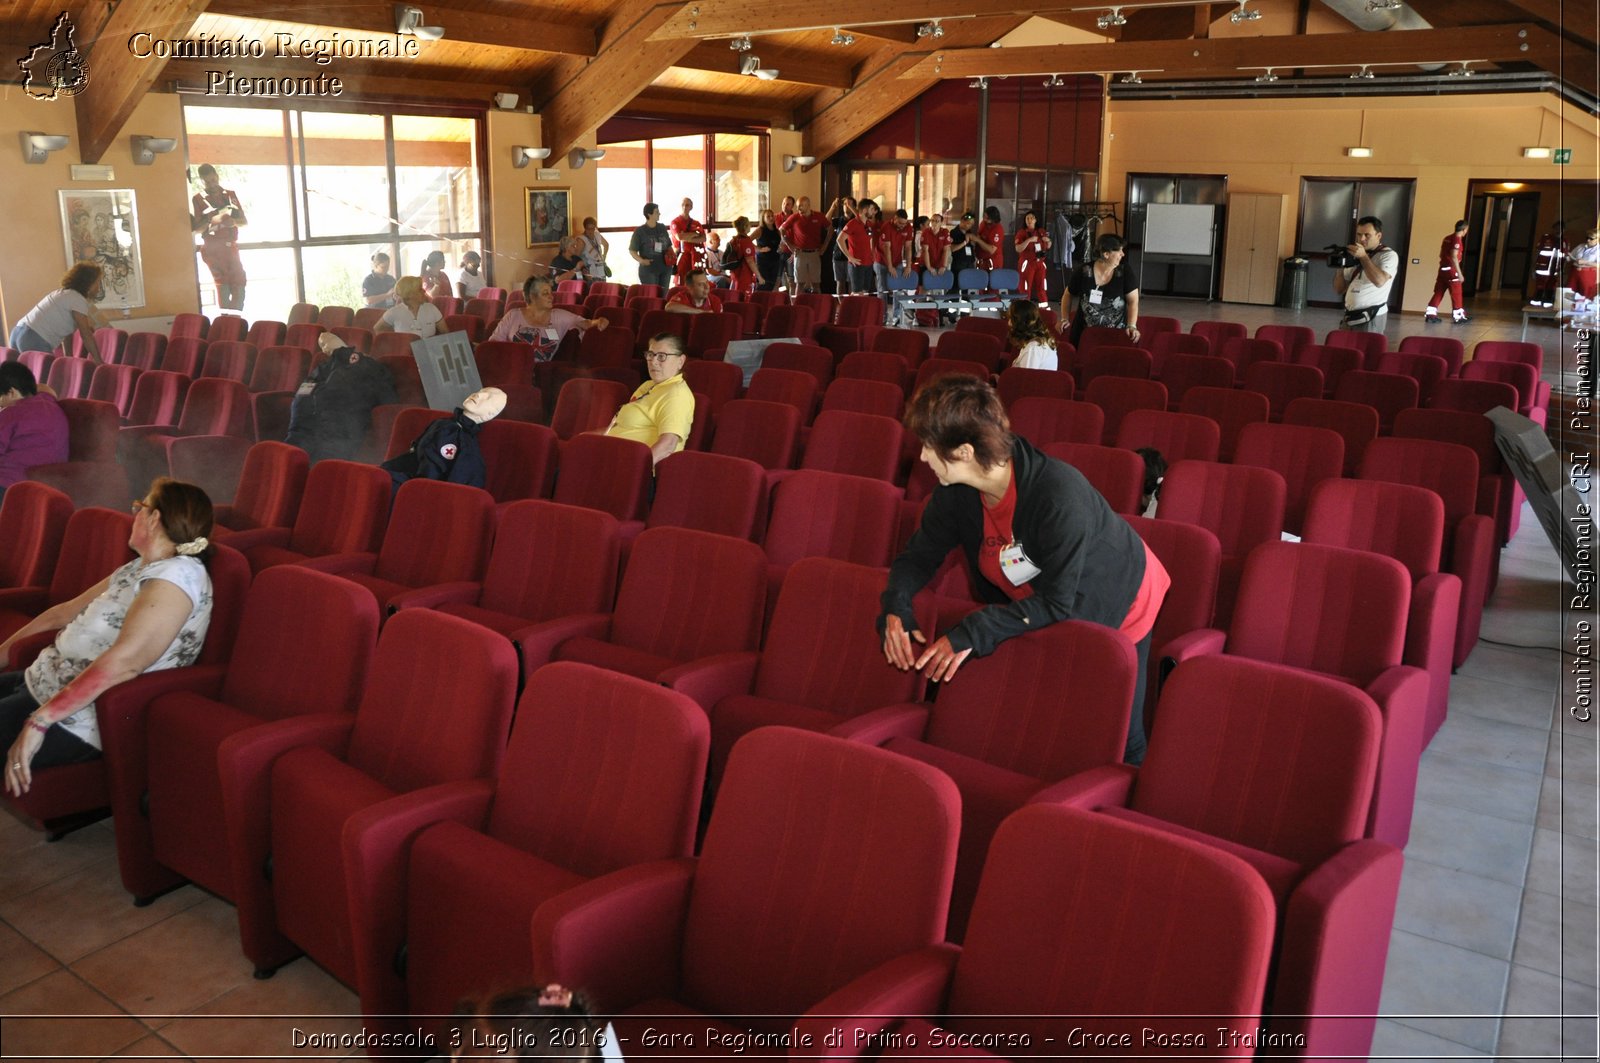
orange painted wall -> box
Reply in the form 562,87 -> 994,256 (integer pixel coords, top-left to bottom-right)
1103,92 -> 1600,311
484,109 -> 599,292
0,89 -> 199,330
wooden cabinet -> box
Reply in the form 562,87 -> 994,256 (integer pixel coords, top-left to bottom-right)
1221,193 -> 1285,305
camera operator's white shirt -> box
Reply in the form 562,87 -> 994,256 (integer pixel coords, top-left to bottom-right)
1342,246 -> 1399,312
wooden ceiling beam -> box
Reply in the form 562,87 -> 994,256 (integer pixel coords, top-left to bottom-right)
206,0 -> 599,56
163,57 -> 508,100
652,0 -> 1070,41
73,0 -> 210,163
629,89 -> 793,125
1521,25 -> 1599,98
1504,0 -> 1600,48
900,23 -> 1562,79
673,39 -> 856,88
533,1 -> 699,158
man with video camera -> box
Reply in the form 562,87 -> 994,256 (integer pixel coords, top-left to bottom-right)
1330,216 -> 1398,331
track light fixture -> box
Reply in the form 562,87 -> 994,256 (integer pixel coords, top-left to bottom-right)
916,20 -> 944,38
1119,71 -> 1143,84
969,76 -> 988,89
830,28 -> 855,45
394,4 -> 444,40
1254,68 -> 1278,82
1043,73 -> 1065,87
1096,7 -> 1127,29
729,35 -> 752,51
1446,61 -> 1475,77
1229,1 -> 1262,22
1365,0 -> 1402,10
512,146 -> 551,169
1349,65 -> 1376,79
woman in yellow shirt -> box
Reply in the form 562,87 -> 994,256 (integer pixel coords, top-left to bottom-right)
605,333 -> 694,465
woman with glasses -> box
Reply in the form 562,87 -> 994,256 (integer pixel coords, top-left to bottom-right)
487,275 -> 608,362
2,478 -> 215,795
605,333 -> 694,466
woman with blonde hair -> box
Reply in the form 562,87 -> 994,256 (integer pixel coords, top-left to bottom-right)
374,276 -> 444,337
9,263 -> 104,362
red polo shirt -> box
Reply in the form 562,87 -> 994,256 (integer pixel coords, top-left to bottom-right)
782,210 -> 829,252
922,226 -> 952,270
666,287 -> 723,313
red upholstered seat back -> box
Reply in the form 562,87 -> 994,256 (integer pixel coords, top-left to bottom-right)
176,378 -> 252,437
1284,397 -> 1379,475
947,804 -> 1275,1045
710,399 -> 799,470
58,399 -> 118,461
686,313 -> 743,357
477,420 -> 558,504
200,341 -> 254,384
1359,437 -> 1480,526
0,483 -> 72,590
1127,513 -> 1221,659
1304,478 -> 1443,581
746,367 -> 818,422
1233,421 -> 1345,535
1431,376 -> 1520,416
347,609 -> 518,790
1159,354 -> 1233,405
761,304 -> 815,340
551,434 -> 651,522
1291,344 -> 1359,395
923,620 -> 1135,781
683,728 -> 959,1025
996,365 -> 1072,406
801,410 -> 902,482
1242,360 -> 1324,420
1009,396 -> 1104,446
87,363 -> 140,416
289,460 -> 392,557
248,346 -> 311,393
1226,540 -> 1410,686
1397,334 -> 1464,375
246,321 -> 287,350
376,480 -> 494,587
1324,327 -> 1387,368
1083,376 -> 1167,443
486,662 -> 706,872
50,508 -> 133,604
648,451 -> 765,540
1392,408 -> 1501,475
1334,370 -> 1419,431
1255,323 -> 1315,361
763,470 -> 900,569
223,441 -> 308,533
126,371 -> 187,427
1135,654 -> 1383,867
1376,352 -> 1449,405
680,359 -> 742,419
762,343 -> 833,389
161,337 -> 208,376
934,331 -> 1003,372
871,327 -> 929,364
221,565 -> 380,718
1116,408 -> 1222,464
1043,442 -> 1144,514
550,378 -> 628,440
317,306 -> 354,330
1178,385 -> 1269,460
1472,339 -> 1541,369
1158,460 -> 1286,558
1191,319 -> 1247,355
478,501 -> 619,621
754,557 -> 926,712
1459,360 -> 1538,410
611,527 -> 766,660
821,378 -> 904,419
122,332 -> 167,371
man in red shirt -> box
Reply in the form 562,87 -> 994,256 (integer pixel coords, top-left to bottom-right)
841,198 -> 881,295
669,198 -> 706,284
921,213 -> 953,278
665,269 -> 724,314
1425,219 -> 1469,324
780,195 -> 830,293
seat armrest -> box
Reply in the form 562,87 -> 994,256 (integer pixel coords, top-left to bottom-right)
1404,573 -> 1460,678
794,944 -> 962,1058
343,779 -> 496,1021
0,588 -> 50,616
828,704 -> 930,746
387,581 -> 484,612
294,551 -> 378,576
1156,628 -> 1228,669
532,857 -> 696,1012
1363,665 -> 1429,848
1029,763 -> 1139,809
510,613 -> 612,675
218,526 -> 292,556
6,629 -> 59,670
659,651 -> 761,711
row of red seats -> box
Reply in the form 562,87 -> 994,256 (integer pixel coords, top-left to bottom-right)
0,486 -> 1401,1059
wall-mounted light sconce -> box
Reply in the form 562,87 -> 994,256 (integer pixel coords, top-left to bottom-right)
1365,0 -> 1402,11
394,4 -> 444,40
20,131 -> 69,165
513,146 -> 551,169
493,92 -> 519,110
567,147 -> 606,170
782,154 -> 816,173
1345,146 -> 1373,158
1521,147 -> 1552,159
129,135 -> 177,166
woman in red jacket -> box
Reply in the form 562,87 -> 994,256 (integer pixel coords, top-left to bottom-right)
1013,210 -> 1051,301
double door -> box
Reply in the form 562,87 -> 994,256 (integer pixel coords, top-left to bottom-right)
1296,178 -> 1414,309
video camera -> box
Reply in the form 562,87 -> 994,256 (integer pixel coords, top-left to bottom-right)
1325,244 -> 1357,268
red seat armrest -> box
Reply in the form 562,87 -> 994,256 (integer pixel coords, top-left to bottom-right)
659,651 -> 761,712
794,944 -> 962,1058
828,704 -> 930,746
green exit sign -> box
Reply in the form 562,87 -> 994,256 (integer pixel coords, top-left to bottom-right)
1554,148 -> 1573,164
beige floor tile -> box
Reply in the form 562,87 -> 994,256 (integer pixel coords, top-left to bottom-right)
1423,712 -> 1550,776
1512,889 -> 1600,988
101,1033 -> 188,1060
1456,641 -> 1563,691
1405,800 -> 1536,886
1394,859 -> 1524,961
1496,963 -> 1599,1059
1527,828 -> 1600,906
1378,929 -> 1510,1052
1415,750 -> 1544,825
0,856 -> 208,964
0,969 -> 148,1058
1546,732 -> 1597,784
161,960 -> 360,1060
1447,673 -> 1565,732
0,917 -> 63,997
73,897 -> 256,1024
1367,1017 -> 1487,1059
1537,774 -> 1600,840
0,817 -> 119,905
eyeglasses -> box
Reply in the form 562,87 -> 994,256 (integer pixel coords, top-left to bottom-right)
645,350 -> 684,362
130,499 -> 152,514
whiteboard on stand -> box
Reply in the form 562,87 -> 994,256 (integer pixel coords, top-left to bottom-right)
1144,203 -> 1217,256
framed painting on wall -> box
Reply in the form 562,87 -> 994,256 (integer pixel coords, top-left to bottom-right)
59,188 -> 145,309
526,187 -> 570,247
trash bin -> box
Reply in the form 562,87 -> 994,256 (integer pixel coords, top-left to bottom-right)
1278,257 -> 1309,311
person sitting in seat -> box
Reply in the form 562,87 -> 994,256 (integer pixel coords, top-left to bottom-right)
1007,299 -> 1058,371
486,276 -> 607,362
374,276 -> 444,338
2,478 -> 215,794
664,269 -> 723,315
0,361 -> 68,503
604,333 -> 693,466
284,331 -> 398,463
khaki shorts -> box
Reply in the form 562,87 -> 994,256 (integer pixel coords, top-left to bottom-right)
794,249 -> 822,284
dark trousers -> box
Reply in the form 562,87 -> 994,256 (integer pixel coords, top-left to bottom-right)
850,264 -> 877,295
1125,632 -> 1152,766
832,255 -> 851,294
638,263 -> 673,290
0,672 -> 100,769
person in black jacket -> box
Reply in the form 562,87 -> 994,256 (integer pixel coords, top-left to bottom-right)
879,375 -> 1169,762
381,386 -> 506,490
285,330 -> 398,463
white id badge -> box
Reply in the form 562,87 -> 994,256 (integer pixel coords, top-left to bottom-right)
1088,288 -> 1104,305
998,543 -> 1041,586
295,381 -> 316,397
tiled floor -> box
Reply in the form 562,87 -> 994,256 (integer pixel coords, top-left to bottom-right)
0,297 -> 1594,1061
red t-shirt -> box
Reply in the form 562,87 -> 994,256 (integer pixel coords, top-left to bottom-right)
922,227 -> 952,270
727,234 -> 757,269
1015,227 -> 1050,262
842,216 -> 879,267
977,220 -> 1006,270
1438,233 -> 1465,269
781,211 -> 829,251
666,287 -> 723,313
880,223 -> 915,268
669,215 -> 704,256
976,475 -> 1171,642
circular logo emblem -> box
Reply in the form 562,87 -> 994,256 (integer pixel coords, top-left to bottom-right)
440,443 -> 458,460
46,50 -> 88,96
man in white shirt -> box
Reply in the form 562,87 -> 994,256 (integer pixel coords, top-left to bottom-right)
1331,215 -> 1399,331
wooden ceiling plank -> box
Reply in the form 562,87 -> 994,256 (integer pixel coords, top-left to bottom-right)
535,1 -> 699,158
1505,0 -> 1600,49
206,0 -> 599,56
900,23 -> 1563,78
1521,25 -> 1599,98
673,39 -> 855,87
652,0 -> 1072,40
73,0 -> 211,164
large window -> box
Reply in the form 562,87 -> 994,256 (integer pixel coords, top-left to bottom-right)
183,103 -> 484,317
593,130 -> 769,284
